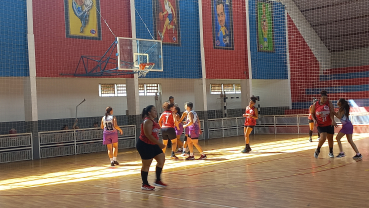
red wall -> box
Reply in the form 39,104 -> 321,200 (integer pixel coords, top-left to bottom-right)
287,14 -> 320,103
33,0 -> 132,77
202,0 -> 248,79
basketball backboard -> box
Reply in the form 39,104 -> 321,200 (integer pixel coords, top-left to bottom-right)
117,37 -> 163,72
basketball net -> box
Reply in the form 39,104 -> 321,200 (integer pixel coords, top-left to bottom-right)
137,63 -> 155,77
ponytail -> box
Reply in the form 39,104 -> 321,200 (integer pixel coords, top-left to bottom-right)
338,98 -> 350,118
142,105 -> 155,119
105,107 -> 112,118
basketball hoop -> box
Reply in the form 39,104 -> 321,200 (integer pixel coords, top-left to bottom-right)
137,63 -> 155,77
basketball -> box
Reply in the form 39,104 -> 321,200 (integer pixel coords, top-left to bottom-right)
159,12 -> 164,21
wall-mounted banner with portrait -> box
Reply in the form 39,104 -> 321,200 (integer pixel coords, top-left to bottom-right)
257,0 -> 274,52
153,0 -> 181,45
64,0 -> 102,40
212,0 -> 234,50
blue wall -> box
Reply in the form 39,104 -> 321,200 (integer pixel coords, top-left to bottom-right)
249,0 -> 287,79
135,0 -> 202,79
0,1 -> 29,77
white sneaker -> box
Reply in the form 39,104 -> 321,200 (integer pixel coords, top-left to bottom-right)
317,137 -> 320,141
328,153 -> 334,158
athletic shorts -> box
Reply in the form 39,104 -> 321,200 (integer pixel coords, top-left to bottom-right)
161,127 -> 176,140
167,14 -> 173,22
184,136 -> 187,142
136,139 -> 163,160
308,119 -> 314,123
317,125 -> 334,134
244,126 -> 255,128
103,131 -> 118,145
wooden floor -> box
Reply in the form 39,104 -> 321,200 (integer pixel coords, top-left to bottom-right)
1,134 -> 369,208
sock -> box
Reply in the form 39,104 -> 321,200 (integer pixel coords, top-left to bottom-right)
113,157 -> 117,161
171,151 -> 175,156
110,158 -> 113,162
190,152 -> 194,156
309,130 -> 313,137
329,147 -> 333,153
246,144 -> 250,148
156,166 -> 162,181
183,148 -> 186,152
317,146 -> 321,153
200,152 -> 205,156
357,153 -> 361,156
141,171 -> 149,185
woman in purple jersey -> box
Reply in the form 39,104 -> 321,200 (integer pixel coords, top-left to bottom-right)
101,107 -> 123,166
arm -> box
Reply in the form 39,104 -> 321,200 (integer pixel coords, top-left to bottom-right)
174,114 -> 180,130
311,103 -> 317,122
100,118 -> 104,130
329,101 -> 337,126
334,110 -> 344,119
143,120 -> 165,148
198,117 -> 202,135
170,3 -> 176,19
113,117 -> 123,135
179,111 -> 187,123
158,114 -> 163,128
183,112 -> 194,128
253,109 -> 259,119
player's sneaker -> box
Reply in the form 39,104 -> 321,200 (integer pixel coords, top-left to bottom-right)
111,161 -> 115,166
141,184 -> 155,191
328,153 -> 334,158
317,137 -> 320,141
113,161 -> 119,165
353,154 -> 362,159
185,156 -> 195,160
198,154 -> 207,160
314,150 -> 319,158
336,152 -> 345,158
181,151 -> 188,156
177,148 -> 183,153
309,137 -> 312,142
153,180 -> 167,187
171,153 -> 179,160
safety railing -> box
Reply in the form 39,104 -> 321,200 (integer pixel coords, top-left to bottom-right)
208,113 -> 369,138
38,125 -> 136,158
0,133 -> 33,163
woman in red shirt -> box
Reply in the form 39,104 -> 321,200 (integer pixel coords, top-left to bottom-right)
308,99 -> 320,142
158,102 -> 178,159
136,105 -> 167,191
311,91 -> 337,158
242,96 -> 259,153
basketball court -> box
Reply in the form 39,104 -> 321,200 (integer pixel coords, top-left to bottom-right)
1,134 -> 369,208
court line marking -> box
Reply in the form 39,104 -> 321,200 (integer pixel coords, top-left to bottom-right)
91,184 -> 240,208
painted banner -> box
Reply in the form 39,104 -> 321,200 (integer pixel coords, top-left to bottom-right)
212,0 -> 234,50
64,0 -> 101,40
257,0 -> 274,52
153,0 -> 180,45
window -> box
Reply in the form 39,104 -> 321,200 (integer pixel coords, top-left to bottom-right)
100,84 -> 116,97
100,83 -> 160,97
140,84 -> 160,96
210,84 -> 241,94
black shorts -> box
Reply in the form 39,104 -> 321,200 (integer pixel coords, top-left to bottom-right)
136,139 -> 163,160
244,126 -> 255,128
308,120 -> 314,123
184,136 -> 187,142
161,127 -> 176,140
317,125 -> 334,134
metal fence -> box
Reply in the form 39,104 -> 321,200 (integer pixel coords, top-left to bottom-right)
208,114 -> 369,138
38,125 -> 136,158
0,133 -> 33,163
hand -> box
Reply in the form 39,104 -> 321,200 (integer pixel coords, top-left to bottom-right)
119,130 -> 123,135
158,142 -> 166,149
199,129 -> 203,135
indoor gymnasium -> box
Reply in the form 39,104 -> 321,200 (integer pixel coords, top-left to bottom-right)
1,0 -> 369,207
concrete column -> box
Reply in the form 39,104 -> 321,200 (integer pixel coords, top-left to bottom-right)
26,0 -> 40,159
197,0 -> 208,139
245,0 -> 253,99
129,0 -> 141,143
240,79 -> 250,109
